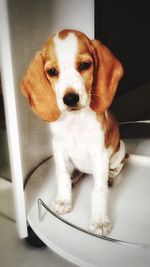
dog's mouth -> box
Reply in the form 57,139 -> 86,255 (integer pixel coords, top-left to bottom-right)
67,106 -> 82,112
65,100 -> 90,112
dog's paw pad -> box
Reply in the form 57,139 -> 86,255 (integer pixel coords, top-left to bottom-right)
51,198 -> 72,215
89,217 -> 111,236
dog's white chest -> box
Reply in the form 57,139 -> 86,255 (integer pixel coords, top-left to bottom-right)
65,129 -> 93,173
50,107 -> 105,174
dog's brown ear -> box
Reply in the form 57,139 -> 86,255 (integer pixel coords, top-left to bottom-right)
90,40 -> 123,113
21,52 -> 61,122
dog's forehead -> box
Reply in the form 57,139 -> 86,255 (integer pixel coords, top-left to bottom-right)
44,30 -> 91,60
57,30 -> 92,55
53,32 -> 78,66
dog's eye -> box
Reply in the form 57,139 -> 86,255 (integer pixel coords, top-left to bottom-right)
79,61 -> 92,71
47,68 -> 58,76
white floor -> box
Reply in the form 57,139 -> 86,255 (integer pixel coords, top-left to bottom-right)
0,215 -> 77,267
0,177 -> 76,267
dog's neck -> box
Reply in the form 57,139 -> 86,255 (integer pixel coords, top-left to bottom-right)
51,106 -> 99,126
50,106 -> 103,139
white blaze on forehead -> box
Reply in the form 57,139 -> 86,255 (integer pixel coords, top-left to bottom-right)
53,32 -> 88,110
54,32 -> 78,71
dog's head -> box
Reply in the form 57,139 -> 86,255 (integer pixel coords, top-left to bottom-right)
21,29 -> 123,122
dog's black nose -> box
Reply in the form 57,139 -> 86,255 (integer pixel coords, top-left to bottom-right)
63,93 -> 79,107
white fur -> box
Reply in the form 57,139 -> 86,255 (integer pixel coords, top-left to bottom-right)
50,33 -> 125,236
54,33 -> 89,111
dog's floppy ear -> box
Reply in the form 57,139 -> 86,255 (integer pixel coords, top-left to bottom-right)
21,52 -> 61,122
90,40 -> 123,113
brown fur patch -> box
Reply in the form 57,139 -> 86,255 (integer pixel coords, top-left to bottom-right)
97,111 -> 120,153
43,37 -> 58,64
105,112 -> 120,153
58,29 -> 70,40
21,51 -> 61,122
90,40 -> 124,114
58,29 -> 90,42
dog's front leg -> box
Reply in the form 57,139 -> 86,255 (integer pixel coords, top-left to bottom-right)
90,151 -> 111,236
51,139 -> 72,215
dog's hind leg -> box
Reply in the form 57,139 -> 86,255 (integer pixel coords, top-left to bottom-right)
108,140 -> 127,186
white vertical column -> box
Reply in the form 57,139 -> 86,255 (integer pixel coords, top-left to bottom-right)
0,0 -> 27,238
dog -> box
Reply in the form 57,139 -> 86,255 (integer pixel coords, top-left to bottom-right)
21,29 -> 126,236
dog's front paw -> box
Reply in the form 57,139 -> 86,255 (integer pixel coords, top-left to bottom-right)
51,197 -> 72,215
89,216 -> 111,236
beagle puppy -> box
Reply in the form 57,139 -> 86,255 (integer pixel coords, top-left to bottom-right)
21,29 -> 126,236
